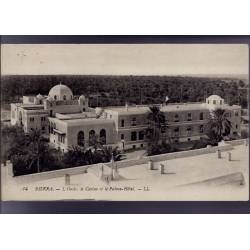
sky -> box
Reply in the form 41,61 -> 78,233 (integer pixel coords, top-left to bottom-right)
1,44 -> 249,76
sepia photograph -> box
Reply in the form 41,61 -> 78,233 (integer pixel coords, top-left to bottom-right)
1,41 -> 249,201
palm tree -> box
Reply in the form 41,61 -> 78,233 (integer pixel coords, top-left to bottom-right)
99,146 -> 123,162
26,129 -> 49,172
146,105 -> 167,143
209,108 -> 232,142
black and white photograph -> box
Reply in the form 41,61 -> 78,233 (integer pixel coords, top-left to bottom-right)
1,41 -> 249,201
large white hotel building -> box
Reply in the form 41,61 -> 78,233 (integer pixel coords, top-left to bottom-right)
11,84 -> 241,152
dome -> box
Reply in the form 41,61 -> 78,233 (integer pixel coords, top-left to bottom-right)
207,95 -> 222,100
48,84 -> 73,101
206,94 -> 224,106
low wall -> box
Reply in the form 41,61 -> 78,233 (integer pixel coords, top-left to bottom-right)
12,164 -> 90,184
147,144 -> 233,163
105,158 -> 148,169
226,139 -> 247,146
6,141 -> 236,184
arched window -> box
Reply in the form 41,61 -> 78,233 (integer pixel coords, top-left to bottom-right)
63,95 -> 66,100
77,131 -> 85,146
54,95 -> 57,100
200,112 -> 204,120
89,130 -> 96,146
100,129 -> 106,145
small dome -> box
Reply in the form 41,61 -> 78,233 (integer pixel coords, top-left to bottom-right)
79,95 -> 86,100
207,95 -> 222,100
36,94 -> 43,99
48,83 -> 73,101
206,95 -> 224,106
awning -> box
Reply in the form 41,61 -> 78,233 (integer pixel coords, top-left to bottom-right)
53,129 -> 65,135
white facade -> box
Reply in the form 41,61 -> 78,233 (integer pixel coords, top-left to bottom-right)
10,84 -> 242,152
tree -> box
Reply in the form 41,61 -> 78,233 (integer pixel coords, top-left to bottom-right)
146,105 -> 167,143
26,129 -> 51,172
62,145 -> 87,167
208,108 -> 232,142
1,124 -> 27,163
99,146 -> 123,162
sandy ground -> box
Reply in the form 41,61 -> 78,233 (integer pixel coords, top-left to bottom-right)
1,144 -> 249,201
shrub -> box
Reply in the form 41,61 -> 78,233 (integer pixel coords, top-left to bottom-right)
241,129 -> 249,139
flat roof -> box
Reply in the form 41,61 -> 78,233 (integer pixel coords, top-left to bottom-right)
3,143 -> 248,201
55,112 -> 96,120
105,102 -> 241,114
50,117 -> 115,126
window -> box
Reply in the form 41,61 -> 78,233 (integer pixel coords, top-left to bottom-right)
132,145 -> 136,149
236,124 -> 238,129
188,138 -> 191,141
39,100 -> 42,104
213,100 -> 216,105
139,131 -> 144,140
187,113 -> 192,121
50,110 -> 53,117
53,123 -> 56,135
174,127 -> 179,137
220,100 -> 222,105
100,129 -> 106,145
121,134 -> 124,140
41,117 -> 46,122
140,144 -> 144,148
131,131 -> 137,141
42,126 -> 45,131
30,117 -> 34,122
89,130 -> 96,146
54,95 -> 57,100
174,114 -> 179,122
83,108 -> 86,112
121,119 -> 125,127
200,125 -> 204,133
199,112 -> 204,120
77,131 -> 85,146
58,134 -> 65,143
235,111 -> 239,117
207,100 -> 210,104
63,95 -> 66,100
131,117 -> 136,126
187,126 -> 192,136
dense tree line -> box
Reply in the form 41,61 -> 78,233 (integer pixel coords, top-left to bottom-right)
1,75 -> 248,108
